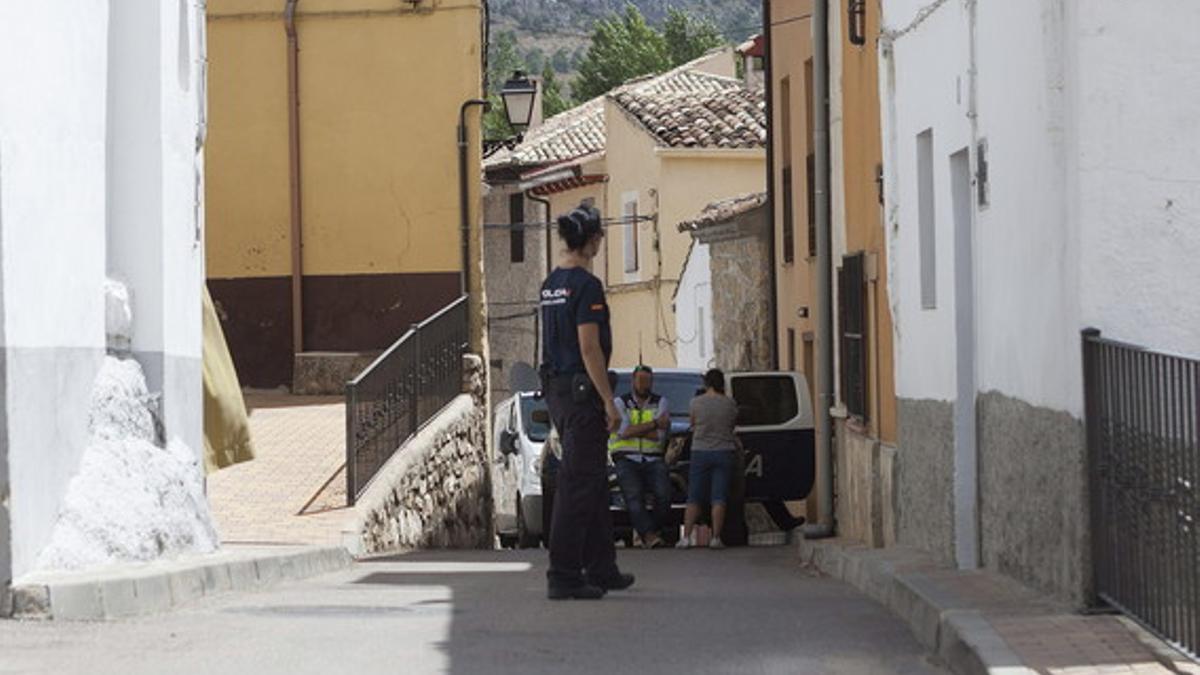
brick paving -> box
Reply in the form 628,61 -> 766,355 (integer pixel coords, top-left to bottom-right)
802,539 -> 1191,675
206,392 -> 351,546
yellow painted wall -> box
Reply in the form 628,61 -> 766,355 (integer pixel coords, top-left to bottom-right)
839,0 -> 896,443
771,0 -> 817,386
205,15 -> 292,277
206,0 -> 483,279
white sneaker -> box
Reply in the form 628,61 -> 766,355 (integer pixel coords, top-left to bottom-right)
675,535 -> 693,549
709,537 -> 725,550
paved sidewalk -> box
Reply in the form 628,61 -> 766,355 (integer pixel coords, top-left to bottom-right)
10,545 -> 351,620
800,538 -> 1194,675
207,393 -> 350,546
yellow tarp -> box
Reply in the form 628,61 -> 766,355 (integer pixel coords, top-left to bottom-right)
203,285 -> 255,473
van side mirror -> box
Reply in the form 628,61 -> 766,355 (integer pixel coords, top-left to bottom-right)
531,409 -> 550,425
499,430 -> 520,455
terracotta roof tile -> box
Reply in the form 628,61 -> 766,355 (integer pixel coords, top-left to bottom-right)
678,192 -> 768,232
612,81 -> 766,150
484,96 -> 606,169
486,52 -> 756,169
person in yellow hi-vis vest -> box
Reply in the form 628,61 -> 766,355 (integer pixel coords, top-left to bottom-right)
609,365 -> 671,549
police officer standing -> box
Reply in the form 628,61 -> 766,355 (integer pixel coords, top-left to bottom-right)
539,204 -> 634,600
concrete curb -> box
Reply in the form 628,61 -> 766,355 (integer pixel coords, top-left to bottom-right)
800,539 -> 1037,675
8,545 -> 352,621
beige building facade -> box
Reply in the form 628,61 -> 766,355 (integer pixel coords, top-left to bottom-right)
486,50 -> 765,371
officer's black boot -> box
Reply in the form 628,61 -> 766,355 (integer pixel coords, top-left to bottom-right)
547,582 -> 606,600
586,571 -> 636,592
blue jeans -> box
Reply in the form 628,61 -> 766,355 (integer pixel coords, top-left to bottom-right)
688,450 -> 736,506
614,457 -> 671,537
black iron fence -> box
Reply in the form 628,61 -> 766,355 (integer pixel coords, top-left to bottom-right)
346,297 -> 469,505
1083,328 -> 1200,656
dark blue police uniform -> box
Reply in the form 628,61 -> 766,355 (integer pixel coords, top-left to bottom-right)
539,265 -> 620,591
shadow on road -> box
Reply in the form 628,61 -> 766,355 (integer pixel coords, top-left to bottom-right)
345,547 -> 946,675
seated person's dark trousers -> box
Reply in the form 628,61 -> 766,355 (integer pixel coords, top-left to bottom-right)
614,456 -> 670,536
545,383 -> 619,589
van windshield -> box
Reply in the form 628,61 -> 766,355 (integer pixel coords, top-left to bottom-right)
612,372 -> 705,418
519,396 -> 549,442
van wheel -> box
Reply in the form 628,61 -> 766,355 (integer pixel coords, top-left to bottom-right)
517,500 -> 540,549
498,533 -> 518,549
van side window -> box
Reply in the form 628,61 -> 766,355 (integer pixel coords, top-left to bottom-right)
732,377 -> 799,426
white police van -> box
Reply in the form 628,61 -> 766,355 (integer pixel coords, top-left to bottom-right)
491,391 -> 550,548
537,369 -> 815,545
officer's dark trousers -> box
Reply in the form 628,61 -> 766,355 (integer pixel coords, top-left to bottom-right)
544,384 -> 619,588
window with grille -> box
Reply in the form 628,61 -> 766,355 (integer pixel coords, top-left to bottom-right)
782,166 -> 795,263
804,59 -> 817,258
839,252 -> 868,419
509,193 -> 525,263
806,153 -> 817,257
780,76 -> 794,265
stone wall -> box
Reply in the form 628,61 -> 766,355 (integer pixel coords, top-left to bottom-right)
702,206 -> 773,371
978,391 -> 1089,607
483,183 -> 546,404
835,422 -> 896,549
345,356 -> 492,554
895,398 -> 956,566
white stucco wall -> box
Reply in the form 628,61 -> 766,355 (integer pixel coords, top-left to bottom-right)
674,241 -> 714,370
1074,0 -> 1200,358
970,0 -> 1082,416
880,0 -> 970,404
107,0 -> 205,454
884,0 -> 1200,418
0,2 -> 111,578
0,1 -> 208,578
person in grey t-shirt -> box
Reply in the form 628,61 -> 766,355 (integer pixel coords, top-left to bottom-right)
679,368 -> 739,549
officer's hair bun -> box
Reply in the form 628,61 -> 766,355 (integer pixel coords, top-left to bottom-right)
557,204 -> 600,252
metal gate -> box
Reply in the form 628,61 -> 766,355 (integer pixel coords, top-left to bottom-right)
1083,328 -> 1200,656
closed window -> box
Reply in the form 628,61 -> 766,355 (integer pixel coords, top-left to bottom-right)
782,167 -> 795,263
780,76 -> 794,264
839,252 -> 868,420
917,129 -> 937,309
509,193 -> 525,263
623,194 -> 639,274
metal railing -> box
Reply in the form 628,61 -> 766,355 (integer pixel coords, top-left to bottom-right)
1083,328 -> 1200,657
345,297 -> 469,505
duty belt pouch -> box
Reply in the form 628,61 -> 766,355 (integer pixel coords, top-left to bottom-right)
570,372 -> 594,403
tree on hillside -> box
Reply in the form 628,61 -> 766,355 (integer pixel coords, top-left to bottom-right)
663,7 -> 724,66
573,4 -> 730,102
541,65 -> 571,119
574,5 -> 668,101
485,31 -> 524,138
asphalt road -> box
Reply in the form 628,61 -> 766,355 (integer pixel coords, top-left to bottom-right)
0,546 -> 947,675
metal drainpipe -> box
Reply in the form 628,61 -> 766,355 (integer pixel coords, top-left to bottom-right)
526,189 -> 551,367
763,0 -> 780,371
526,189 -> 552,278
802,0 -> 836,539
284,0 -> 304,355
458,100 -> 490,299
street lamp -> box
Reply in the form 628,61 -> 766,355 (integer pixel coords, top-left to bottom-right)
499,71 -> 538,133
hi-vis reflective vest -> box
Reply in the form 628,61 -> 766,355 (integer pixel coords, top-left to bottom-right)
608,392 -> 664,456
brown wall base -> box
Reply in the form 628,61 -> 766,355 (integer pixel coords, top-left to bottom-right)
209,272 -> 459,388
